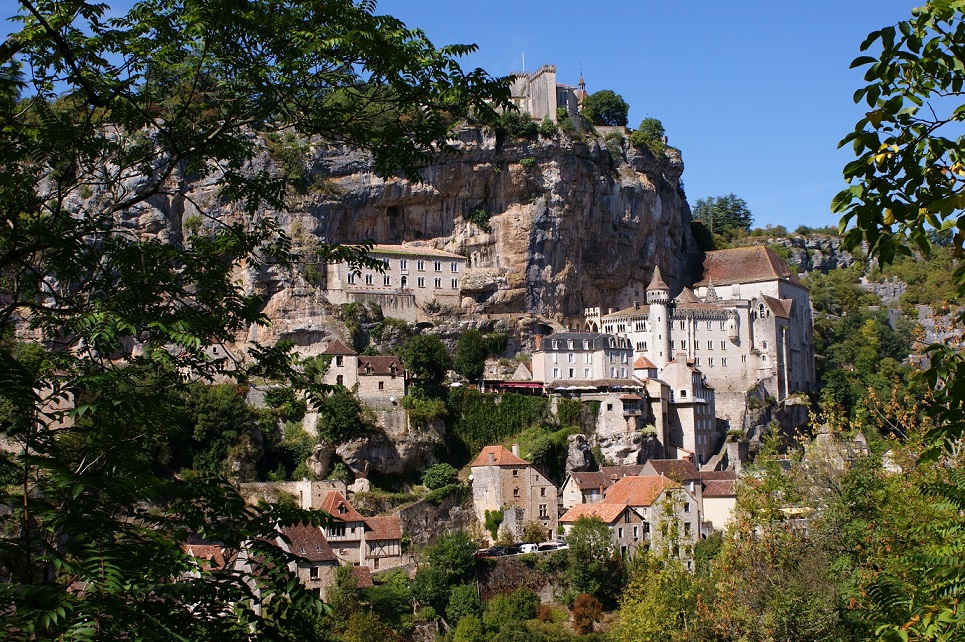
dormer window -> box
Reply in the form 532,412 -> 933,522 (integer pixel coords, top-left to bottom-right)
337,504 -> 347,514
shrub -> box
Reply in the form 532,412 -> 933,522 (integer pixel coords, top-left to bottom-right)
497,110 -> 538,139
422,462 -> 458,490
572,593 -> 603,634
538,116 -> 556,138
520,156 -> 536,168
466,208 -> 491,232
629,117 -> 666,159
484,509 -> 504,539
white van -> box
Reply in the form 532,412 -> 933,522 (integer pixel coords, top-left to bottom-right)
518,543 -> 539,554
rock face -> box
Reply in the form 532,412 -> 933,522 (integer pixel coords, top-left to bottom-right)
333,411 -> 446,478
758,235 -> 856,276
247,127 -> 700,343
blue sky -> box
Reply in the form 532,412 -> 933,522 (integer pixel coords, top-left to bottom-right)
378,0 -> 917,231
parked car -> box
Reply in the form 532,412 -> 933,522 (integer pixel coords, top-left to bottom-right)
518,543 -> 539,554
537,542 -> 558,552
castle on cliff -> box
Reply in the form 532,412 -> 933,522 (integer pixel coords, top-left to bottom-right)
585,246 -> 816,423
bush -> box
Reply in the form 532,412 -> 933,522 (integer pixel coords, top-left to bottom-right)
497,110 -> 538,139
520,156 -> 536,168
484,509 -> 504,539
538,117 -> 556,138
581,89 -> 629,126
422,462 -> 458,490
466,208 -> 491,232
572,593 -> 603,634
629,117 -> 666,159
316,388 -> 366,442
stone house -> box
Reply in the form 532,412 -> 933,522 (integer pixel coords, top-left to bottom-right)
279,524 -> 339,598
700,472 -> 738,532
560,465 -> 644,511
531,332 -> 634,385
586,246 -> 817,423
602,475 -> 701,563
324,244 -> 467,322
558,502 -> 649,560
656,357 -> 719,466
319,491 -> 406,572
320,339 -> 406,401
470,445 -> 557,542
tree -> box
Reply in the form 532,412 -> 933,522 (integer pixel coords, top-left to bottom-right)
571,593 -> 603,635
628,117 -> 667,157
692,193 -> 753,239
422,462 -> 458,490
446,584 -> 481,624
412,530 -> 477,611
0,0 -> 509,636
316,386 -> 366,442
398,334 -> 453,387
835,4 -> 965,637
521,520 -> 547,544
581,89 -> 629,127
454,328 -> 488,382
566,516 -> 621,603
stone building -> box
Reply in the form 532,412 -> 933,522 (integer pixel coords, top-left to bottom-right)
470,445 -> 557,542
318,491 -> 406,572
559,502 -> 648,560
659,357 -> 718,465
325,244 -> 467,322
560,465 -> 644,510
509,64 -> 583,122
278,524 -> 339,598
586,246 -> 816,423
531,332 -> 634,384
320,339 -> 406,401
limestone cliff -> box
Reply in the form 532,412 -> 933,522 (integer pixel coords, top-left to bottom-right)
248,126 -> 700,344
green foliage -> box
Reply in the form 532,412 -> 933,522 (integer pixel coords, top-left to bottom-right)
520,156 -> 537,169
556,398 -> 583,428
692,193 -> 754,240
879,247 -> 960,313
628,117 -> 667,158
484,509 -> 504,540
521,520 -> 548,544
401,392 -> 447,428
556,107 -> 570,122
398,334 -> 452,387
447,584 -> 482,624
455,328 -> 489,381
497,110 -> 539,139
453,614 -> 485,642
364,573 -> 414,636
412,530 -> 478,612
538,117 -> 557,138
581,89 -> 630,126
424,482 -> 469,505
521,424 -> 580,484
445,388 -> 551,463
422,462 -> 459,490
316,387 -> 366,442
484,332 -> 509,356
611,550 -> 699,642
370,316 -> 413,348
467,208 -> 492,232
767,242 -> 797,268
566,516 -> 622,605
265,131 -> 310,193
482,587 -> 540,634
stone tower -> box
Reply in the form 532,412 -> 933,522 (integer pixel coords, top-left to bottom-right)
647,266 -> 671,369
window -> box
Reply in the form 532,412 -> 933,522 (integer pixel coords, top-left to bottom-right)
708,357 -> 714,366
512,469 -> 518,477
633,526 -> 639,539
400,259 -> 407,270
680,321 -> 685,330
707,340 -> 713,350
310,567 -> 318,579
451,278 -> 458,289
540,487 -> 546,497
707,321 -> 712,330
762,340 -> 768,349
720,321 -> 726,330
680,390 -> 687,398
434,260 -> 441,271
585,353 -> 591,363
684,502 -> 691,513
378,381 -> 384,390
365,273 -> 373,285
684,522 -> 692,535
336,375 -> 343,385
335,355 -> 343,367
670,340 -> 675,350
625,510 -> 631,523
383,274 -> 391,286
417,260 -> 425,271
513,487 -> 520,497
329,524 -> 345,537
568,353 -> 575,363
347,273 -> 355,285
451,261 -> 458,272
722,357 -> 728,366
401,276 -> 408,288
584,368 -> 591,378
606,403 -> 613,411
568,368 -> 575,378
553,368 -> 560,378
695,357 -> 700,366
618,527 -> 623,538
417,277 -> 425,288
539,504 -> 548,518
721,340 -> 727,350
434,277 -> 441,288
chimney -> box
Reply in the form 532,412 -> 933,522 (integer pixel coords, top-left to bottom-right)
488,452 -> 494,465
633,300 -> 639,310
512,444 -> 520,457
608,308 -> 614,314
535,335 -> 542,349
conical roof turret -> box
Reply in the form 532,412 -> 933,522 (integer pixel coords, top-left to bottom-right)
647,266 -> 669,291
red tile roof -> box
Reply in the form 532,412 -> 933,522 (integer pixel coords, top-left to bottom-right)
560,501 -> 629,524
696,246 -> 804,287
281,524 -> 337,562
470,445 -> 529,467
762,295 -> 793,319
700,470 -> 738,481
182,544 -> 227,570
370,243 -> 464,259
644,459 -> 701,482
365,516 -> 402,541
634,356 -> 657,370
358,355 -> 404,376
350,566 -> 375,588
323,339 -> 358,356
320,491 -> 365,523
702,479 -> 737,498
604,476 -> 677,507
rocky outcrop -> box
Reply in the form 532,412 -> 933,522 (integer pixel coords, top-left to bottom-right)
332,411 -> 446,478
755,235 -> 857,275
